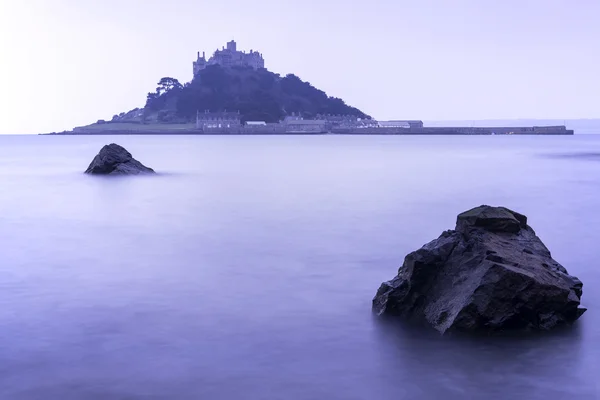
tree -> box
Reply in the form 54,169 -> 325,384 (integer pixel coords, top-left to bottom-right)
156,77 -> 182,96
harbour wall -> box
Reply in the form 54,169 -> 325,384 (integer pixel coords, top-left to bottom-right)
331,126 -> 574,135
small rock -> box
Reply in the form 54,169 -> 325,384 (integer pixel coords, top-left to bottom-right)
85,143 -> 155,175
373,205 -> 586,334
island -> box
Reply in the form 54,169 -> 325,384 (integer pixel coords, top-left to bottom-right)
47,40 -> 574,136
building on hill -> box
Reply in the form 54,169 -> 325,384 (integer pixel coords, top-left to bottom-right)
315,114 -> 361,129
196,110 -> 241,129
283,115 -> 303,123
316,114 -> 360,123
193,40 -> 265,77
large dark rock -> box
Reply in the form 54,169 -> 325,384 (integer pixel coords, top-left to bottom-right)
85,143 -> 155,175
373,205 -> 586,334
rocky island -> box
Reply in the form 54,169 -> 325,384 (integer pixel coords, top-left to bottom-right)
51,40 -> 573,135
373,205 -> 586,334
63,40 -> 370,136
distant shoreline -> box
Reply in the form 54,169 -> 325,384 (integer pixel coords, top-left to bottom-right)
38,130 -> 575,136
40,121 -> 579,136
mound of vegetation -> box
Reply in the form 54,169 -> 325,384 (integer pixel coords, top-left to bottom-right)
143,65 -> 370,123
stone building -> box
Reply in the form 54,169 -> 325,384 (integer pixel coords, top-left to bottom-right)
193,40 -> 265,77
282,115 -> 303,124
378,120 -> 424,129
377,121 -> 411,129
196,110 -> 241,129
315,114 -> 359,123
284,119 -> 327,133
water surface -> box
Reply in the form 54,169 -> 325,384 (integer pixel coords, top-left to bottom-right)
0,135 -> 598,399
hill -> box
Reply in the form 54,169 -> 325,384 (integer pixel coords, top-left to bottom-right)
107,65 -> 370,126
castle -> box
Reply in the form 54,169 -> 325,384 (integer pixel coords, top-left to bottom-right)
193,40 -> 265,77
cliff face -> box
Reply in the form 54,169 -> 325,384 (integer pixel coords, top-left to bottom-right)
142,65 -> 370,124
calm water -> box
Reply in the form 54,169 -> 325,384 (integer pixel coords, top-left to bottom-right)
0,135 -> 599,399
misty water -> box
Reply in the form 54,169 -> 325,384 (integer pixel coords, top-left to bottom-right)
0,134 -> 599,399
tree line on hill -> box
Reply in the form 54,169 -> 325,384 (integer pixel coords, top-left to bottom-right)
144,65 -> 370,124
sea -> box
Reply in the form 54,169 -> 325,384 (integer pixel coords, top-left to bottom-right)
0,133 -> 599,399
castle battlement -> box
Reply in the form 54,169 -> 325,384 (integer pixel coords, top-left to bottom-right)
193,40 -> 265,77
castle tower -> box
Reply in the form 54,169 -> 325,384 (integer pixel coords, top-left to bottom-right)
193,51 -> 207,77
193,40 -> 264,78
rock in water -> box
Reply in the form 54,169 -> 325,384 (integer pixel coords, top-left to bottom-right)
373,205 -> 586,334
85,143 -> 155,175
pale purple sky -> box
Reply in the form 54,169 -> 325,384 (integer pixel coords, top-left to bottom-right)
0,0 -> 598,134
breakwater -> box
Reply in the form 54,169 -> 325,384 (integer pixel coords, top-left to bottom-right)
330,126 -> 574,135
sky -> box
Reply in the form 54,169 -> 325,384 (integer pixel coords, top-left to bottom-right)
0,0 -> 598,134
